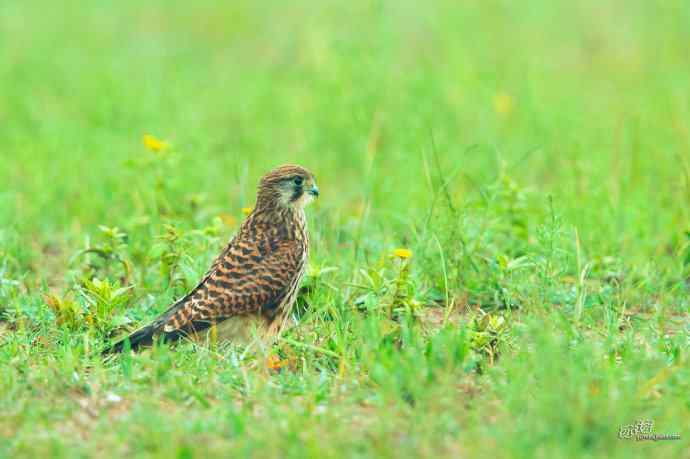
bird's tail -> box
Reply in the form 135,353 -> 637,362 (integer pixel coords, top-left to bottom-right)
101,325 -> 157,355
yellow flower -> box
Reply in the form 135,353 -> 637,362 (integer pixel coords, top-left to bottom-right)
393,248 -> 412,259
241,207 -> 253,216
143,134 -> 169,152
266,355 -> 288,371
218,213 -> 237,227
493,92 -> 514,116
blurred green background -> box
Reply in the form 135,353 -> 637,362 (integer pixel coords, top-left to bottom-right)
1,1 -> 688,458
2,1 -> 688,255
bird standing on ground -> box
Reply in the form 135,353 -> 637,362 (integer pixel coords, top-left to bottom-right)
104,164 -> 319,353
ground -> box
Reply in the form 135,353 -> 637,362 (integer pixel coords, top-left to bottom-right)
0,1 -> 688,458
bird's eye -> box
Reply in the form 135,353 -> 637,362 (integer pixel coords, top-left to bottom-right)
293,176 -> 304,186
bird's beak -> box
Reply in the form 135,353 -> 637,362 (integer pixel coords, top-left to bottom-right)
308,184 -> 320,198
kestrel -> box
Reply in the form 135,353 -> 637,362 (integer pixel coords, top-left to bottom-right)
104,164 -> 319,353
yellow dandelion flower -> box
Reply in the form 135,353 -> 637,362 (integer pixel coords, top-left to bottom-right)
241,207 -> 253,216
493,92 -> 514,116
143,134 -> 169,152
218,213 -> 237,227
266,355 -> 288,371
393,248 -> 412,259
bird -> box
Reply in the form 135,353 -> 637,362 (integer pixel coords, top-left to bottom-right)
103,164 -> 319,354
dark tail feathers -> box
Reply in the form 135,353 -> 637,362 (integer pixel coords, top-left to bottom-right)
102,325 -> 157,355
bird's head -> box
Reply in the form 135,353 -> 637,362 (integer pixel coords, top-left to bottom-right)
256,164 -> 319,210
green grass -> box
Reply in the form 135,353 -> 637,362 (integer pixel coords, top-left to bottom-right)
1,1 -> 689,458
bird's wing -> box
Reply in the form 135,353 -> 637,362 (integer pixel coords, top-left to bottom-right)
157,235 -> 305,336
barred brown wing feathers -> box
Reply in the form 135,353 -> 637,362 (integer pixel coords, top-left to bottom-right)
141,234 -> 238,334
161,235 -> 305,336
